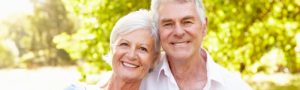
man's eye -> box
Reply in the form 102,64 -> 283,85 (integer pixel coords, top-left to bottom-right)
183,21 -> 193,26
163,23 -> 173,27
164,23 -> 171,26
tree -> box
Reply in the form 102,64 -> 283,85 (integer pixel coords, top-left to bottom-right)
0,0 -> 74,67
203,0 -> 300,74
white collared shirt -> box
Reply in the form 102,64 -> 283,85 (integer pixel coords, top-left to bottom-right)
140,49 -> 252,90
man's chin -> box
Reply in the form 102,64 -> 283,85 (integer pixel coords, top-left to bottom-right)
167,53 -> 191,60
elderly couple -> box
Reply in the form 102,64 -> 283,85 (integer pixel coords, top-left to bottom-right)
67,0 -> 251,90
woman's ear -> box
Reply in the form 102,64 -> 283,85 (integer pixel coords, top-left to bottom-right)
202,17 -> 208,36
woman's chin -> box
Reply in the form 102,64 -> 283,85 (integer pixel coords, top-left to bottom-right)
121,74 -> 143,82
114,72 -> 143,83
113,65 -> 148,82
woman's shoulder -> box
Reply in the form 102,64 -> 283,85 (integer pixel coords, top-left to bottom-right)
64,83 -> 100,90
64,71 -> 112,90
96,71 -> 112,88
64,83 -> 86,90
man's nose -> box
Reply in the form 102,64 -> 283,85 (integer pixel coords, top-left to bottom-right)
174,24 -> 185,37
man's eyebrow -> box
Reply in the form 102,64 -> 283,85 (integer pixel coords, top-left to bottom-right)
160,18 -> 173,23
160,16 -> 195,23
182,15 -> 195,20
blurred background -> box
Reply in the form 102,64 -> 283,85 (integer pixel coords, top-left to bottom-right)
0,0 -> 299,90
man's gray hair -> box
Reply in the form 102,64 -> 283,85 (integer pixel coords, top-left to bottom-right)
104,9 -> 160,65
151,0 -> 206,28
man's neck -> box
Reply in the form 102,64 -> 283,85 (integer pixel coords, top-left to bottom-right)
168,50 -> 208,89
106,74 -> 141,90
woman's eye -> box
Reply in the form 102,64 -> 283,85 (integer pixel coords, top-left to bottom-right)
119,43 -> 128,46
140,47 -> 148,52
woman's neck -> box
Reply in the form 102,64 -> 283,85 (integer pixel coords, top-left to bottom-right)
104,74 -> 141,90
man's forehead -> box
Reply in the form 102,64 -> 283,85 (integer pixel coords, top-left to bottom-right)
158,2 -> 197,19
158,0 -> 194,5
158,0 -> 195,10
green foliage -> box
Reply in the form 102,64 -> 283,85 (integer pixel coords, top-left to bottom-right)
203,0 -> 300,74
0,0 -> 74,67
0,40 -> 17,68
24,0 -> 74,66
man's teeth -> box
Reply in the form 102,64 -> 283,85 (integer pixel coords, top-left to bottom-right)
172,41 -> 187,45
122,62 -> 138,68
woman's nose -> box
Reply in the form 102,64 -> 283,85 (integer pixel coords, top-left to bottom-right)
127,48 -> 137,61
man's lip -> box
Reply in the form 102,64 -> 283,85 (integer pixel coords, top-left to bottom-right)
170,41 -> 190,45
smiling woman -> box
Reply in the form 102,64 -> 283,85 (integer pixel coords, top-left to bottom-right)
112,28 -> 156,82
0,0 -> 33,20
65,9 -> 160,90
100,9 -> 160,90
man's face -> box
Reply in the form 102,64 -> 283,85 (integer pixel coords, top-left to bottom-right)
158,1 -> 206,61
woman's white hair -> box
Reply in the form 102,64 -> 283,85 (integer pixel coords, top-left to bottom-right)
103,9 -> 160,65
150,0 -> 206,28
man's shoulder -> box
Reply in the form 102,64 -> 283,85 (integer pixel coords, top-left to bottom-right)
206,51 -> 251,89
210,61 -> 252,90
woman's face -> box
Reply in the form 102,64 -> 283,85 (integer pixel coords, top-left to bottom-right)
112,28 -> 156,81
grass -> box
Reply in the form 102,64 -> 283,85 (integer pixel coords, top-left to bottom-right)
0,66 -> 80,90
245,73 -> 300,90
0,66 -> 299,90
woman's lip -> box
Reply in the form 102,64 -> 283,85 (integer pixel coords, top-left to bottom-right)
122,61 -> 139,68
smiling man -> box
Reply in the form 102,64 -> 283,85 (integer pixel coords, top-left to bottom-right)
140,0 -> 252,90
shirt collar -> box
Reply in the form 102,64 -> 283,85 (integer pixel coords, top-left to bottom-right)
155,48 -> 225,87
205,49 -> 225,86
156,53 -> 174,81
